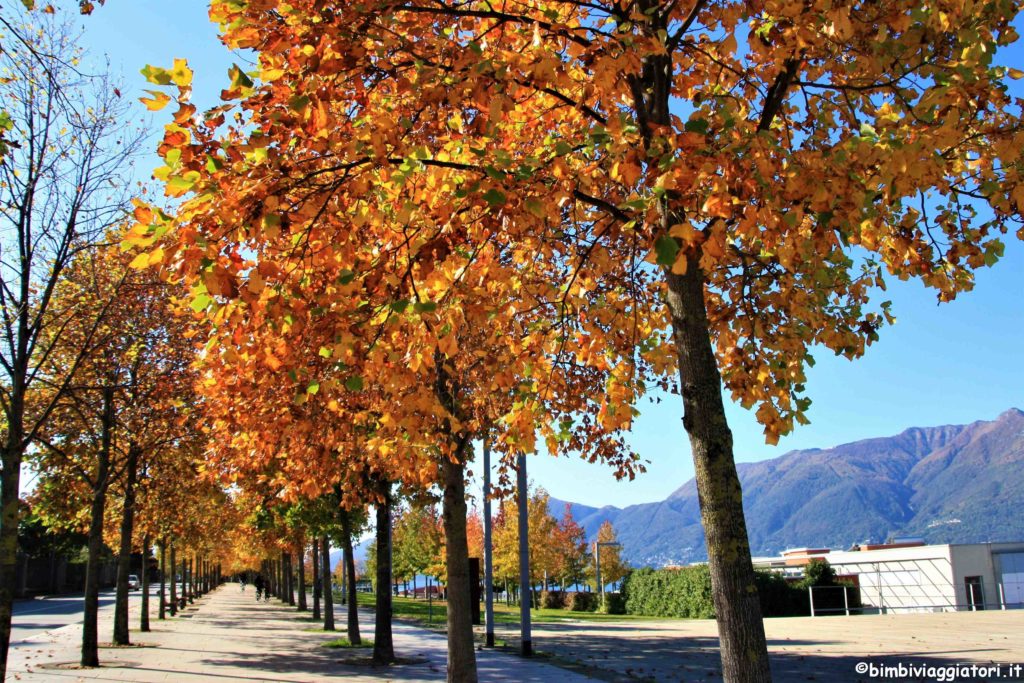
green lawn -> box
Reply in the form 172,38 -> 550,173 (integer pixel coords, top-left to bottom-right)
350,591 -> 665,626
322,636 -> 373,649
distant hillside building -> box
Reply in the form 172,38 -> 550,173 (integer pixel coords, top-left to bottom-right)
753,540 -> 1024,613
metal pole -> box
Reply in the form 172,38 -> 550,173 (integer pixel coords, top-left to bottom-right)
809,586 -> 815,617
483,437 -> 495,648
517,454 -> 531,657
843,585 -> 849,616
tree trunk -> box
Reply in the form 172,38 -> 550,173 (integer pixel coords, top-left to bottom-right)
517,455 -> 532,656
169,545 -> 177,616
482,437 -> 495,648
297,541 -> 307,611
341,514 -> 361,645
664,262 -> 772,683
312,539 -> 321,621
442,455 -> 478,681
81,484 -> 108,667
0,436 -> 23,681
321,536 -> 335,631
114,444 -> 141,645
159,541 -> 167,620
373,486 -> 395,664
82,386 -> 115,668
284,550 -> 294,605
141,534 -> 151,632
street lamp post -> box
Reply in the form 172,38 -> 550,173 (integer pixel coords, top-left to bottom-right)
594,541 -> 622,604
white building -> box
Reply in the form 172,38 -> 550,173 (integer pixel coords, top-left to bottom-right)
754,540 -> 1024,613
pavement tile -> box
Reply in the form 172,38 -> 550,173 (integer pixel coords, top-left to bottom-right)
6,586 -> 596,682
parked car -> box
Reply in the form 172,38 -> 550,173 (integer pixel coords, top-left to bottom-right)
128,575 -> 140,590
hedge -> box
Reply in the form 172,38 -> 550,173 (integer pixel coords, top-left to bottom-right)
621,565 -> 716,618
621,565 -> 827,618
539,590 -> 565,609
564,590 -> 599,612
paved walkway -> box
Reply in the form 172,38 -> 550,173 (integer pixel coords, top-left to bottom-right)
6,586 -> 595,682
499,609 -> 1024,682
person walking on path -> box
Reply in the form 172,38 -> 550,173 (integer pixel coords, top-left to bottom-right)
254,574 -> 265,601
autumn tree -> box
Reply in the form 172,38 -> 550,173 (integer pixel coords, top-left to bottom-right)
132,2 -> 1024,681
590,521 -> 628,592
491,484 -> 560,598
0,10 -> 142,675
393,499 -> 443,598
30,241 -> 203,662
553,506 -> 588,590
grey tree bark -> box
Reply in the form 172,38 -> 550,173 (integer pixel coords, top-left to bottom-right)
82,387 -> 115,667
373,487 -> 394,664
320,536 -> 335,631
113,444 -> 141,645
341,514 -> 361,645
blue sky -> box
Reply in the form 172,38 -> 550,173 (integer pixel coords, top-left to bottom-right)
70,1 -> 1024,509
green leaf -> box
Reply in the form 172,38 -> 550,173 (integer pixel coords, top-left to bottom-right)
141,64 -> 173,86
482,189 -> 506,207
524,198 -> 545,217
345,376 -> 364,391
289,95 -> 310,112
306,381 -> 320,395
229,64 -> 254,89
654,234 -> 680,266
205,155 -> 224,173
190,293 -> 212,313
390,299 -> 410,313
337,269 -> 356,285
414,301 -> 437,313
554,141 -> 573,155
684,118 -> 709,135
318,346 -> 333,358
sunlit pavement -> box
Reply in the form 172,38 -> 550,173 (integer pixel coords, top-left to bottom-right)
6,585 -> 598,681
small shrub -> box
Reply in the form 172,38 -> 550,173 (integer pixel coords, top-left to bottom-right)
800,558 -> 837,588
600,592 -> 626,614
754,570 -> 808,617
564,591 -> 598,612
540,590 -> 565,609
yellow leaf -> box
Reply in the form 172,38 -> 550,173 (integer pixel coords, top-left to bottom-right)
1008,68 -> 1024,80
128,252 -> 150,269
140,90 -> 171,111
171,58 -> 193,87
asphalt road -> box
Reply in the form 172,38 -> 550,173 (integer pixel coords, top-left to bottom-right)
10,586 -> 164,646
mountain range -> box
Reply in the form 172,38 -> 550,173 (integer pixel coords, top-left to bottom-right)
550,408 -> 1024,567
